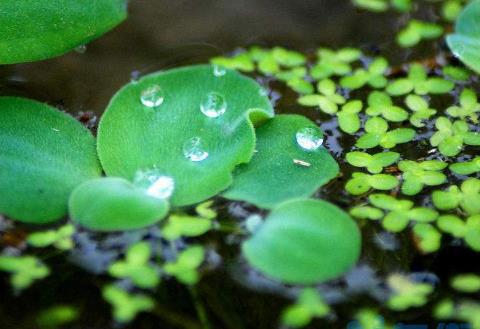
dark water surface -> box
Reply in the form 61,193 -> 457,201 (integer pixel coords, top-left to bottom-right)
1,1 -> 478,329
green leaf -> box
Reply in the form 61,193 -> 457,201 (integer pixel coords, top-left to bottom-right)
337,100 -> 363,134
399,160 -> 447,195
447,0 -> 480,74
108,242 -> 159,289
0,255 -> 50,290
281,288 -> 329,328
350,206 -> 384,220
437,215 -> 467,238
163,246 -> 205,285
387,274 -> 434,311
102,285 -> 154,323
162,214 -> 212,240
223,115 -> 339,209
451,274 -> 480,293
242,199 -> 361,284
0,0 -> 127,64
432,179 -> 480,215
366,91 -> 408,122
97,65 -> 273,207
450,157 -> 480,175
27,224 -> 75,250
346,151 -> 399,174
413,223 -> 441,253
346,172 -> 399,195
69,177 -> 170,231
0,97 -> 101,224
397,20 -> 443,48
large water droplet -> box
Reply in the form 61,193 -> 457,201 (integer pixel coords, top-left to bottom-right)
296,127 -> 324,151
183,137 -> 209,162
140,85 -> 164,108
213,65 -> 226,77
134,169 -> 174,199
200,92 -> 227,118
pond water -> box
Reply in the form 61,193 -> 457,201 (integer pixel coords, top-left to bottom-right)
1,1 -> 480,329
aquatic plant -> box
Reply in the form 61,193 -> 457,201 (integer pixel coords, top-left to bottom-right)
281,288 -> 329,328
447,0 -> 480,74
0,0 -> 127,64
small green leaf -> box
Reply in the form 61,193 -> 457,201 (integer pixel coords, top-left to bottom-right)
346,151 -> 399,174
224,115 -> 339,209
108,242 -> 159,289
243,199 -> 361,284
366,91 -> 408,122
399,160 -> 447,195
69,177 -> 170,232
432,178 -> 480,215
350,206 -> 384,220
27,225 -> 75,250
337,100 -> 363,134
103,285 -> 154,323
163,246 -> 205,285
437,215 -> 467,238
387,274 -> 434,311
281,288 -> 330,328
0,97 -> 101,223
340,57 -> 388,90
451,274 -> 480,293
413,223 -> 441,253
162,214 -> 212,240
0,0 -> 127,64
397,20 -> 443,48
345,172 -> 399,195
450,157 -> 480,175
0,255 -> 50,290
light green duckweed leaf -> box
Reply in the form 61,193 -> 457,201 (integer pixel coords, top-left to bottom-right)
163,246 -> 205,285
345,172 -> 399,195
102,285 -> 154,323
398,160 -> 447,195
355,117 -> 415,149
0,255 -> 50,290
281,288 -> 330,328
430,117 -> 480,157
432,178 -> 480,215
27,225 -> 75,250
450,157 -> 480,175
346,151 -> 399,174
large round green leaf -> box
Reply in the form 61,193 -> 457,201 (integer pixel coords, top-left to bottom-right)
242,199 -> 361,284
97,65 -> 273,206
446,0 -> 480,73
0,97 -> 101,223
0,0 -> 127,64
223,115 -> 339,209
69,178 -> 169,231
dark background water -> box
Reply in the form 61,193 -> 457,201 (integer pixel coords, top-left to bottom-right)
0,1 -> 473,329
0,0 -> 411,115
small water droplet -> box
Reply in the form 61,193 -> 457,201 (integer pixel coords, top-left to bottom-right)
183,137 -> 209,162
140,85 -> 164,108
213,65 -> 226,77
296,127 -> 324,151
74,45 -> 87,54
134,169 -> 174,199
200,92 -> 226,118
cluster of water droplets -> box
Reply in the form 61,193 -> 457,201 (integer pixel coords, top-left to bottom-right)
133,168 -> 175,199
295,127 -> 324,151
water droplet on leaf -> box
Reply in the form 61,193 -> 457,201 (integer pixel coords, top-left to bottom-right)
183,137 -> 209,162
134,169 -> 174,199
140,85 -> 164,108
296,127 -> 324,151
200,92 -> 226,118
74,45 -> 87,54
213,65 -> 226,77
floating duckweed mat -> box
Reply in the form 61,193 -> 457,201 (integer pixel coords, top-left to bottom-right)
2,1 -> 480,329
